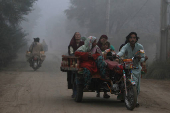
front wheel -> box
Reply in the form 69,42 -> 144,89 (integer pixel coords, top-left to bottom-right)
75,84 -> 83,102
125,85 -> 137,110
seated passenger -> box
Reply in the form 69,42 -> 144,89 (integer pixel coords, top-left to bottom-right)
97,35 -> 111,98
75,36 -> 110,98
103,41 -> 115,51
68,32 -> 84,98
68,32 -> 84,55
97,35 -> 108,51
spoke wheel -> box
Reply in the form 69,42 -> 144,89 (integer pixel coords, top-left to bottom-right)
125,85 -> 137,110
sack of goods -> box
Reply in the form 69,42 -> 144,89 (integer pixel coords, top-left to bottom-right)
40,51 -> 46,61
25,51 -> 32,60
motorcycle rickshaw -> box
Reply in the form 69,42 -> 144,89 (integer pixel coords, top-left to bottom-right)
60,49 -> 145,110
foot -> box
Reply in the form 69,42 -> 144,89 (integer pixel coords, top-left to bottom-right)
136,102 -> 139,107
96,93 -> 100,97
103,93 -> 110,98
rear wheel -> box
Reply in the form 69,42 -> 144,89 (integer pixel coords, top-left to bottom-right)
125,85 -> 137,110
67,72 -> 72,89
75,84 -> 83,102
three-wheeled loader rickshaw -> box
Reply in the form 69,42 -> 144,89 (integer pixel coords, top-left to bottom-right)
60,50 -> 145,110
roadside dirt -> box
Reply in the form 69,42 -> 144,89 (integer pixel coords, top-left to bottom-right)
0,52 -> 169,113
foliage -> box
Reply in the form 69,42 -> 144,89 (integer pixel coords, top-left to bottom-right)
0,0 -> 37,67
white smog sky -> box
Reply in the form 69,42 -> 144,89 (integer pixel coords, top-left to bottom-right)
32,0 -> 70,38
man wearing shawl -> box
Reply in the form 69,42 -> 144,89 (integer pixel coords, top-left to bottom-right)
75,36 -> 110,98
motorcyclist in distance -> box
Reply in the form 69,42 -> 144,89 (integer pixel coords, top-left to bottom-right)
29,37 -> 44,66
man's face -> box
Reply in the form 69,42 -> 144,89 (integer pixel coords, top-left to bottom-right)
129,34 -> 137,45
75,32 -> 81,40
92,40 -> 97,48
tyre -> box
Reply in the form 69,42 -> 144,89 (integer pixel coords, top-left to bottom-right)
75,84 -> 84,102
67,72 -> 73,89
124,85 -> 137,110
33,61 -> 38,71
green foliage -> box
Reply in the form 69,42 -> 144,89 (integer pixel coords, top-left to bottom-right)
0,0 -> 37,67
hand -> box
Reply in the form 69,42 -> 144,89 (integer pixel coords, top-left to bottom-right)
115,58 -> 119,62
137,55 -> 141,61
145,56 -> 148,61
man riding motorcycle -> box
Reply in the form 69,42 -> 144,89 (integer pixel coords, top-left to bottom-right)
117,32 -> 145,107
29,37 -> 44,67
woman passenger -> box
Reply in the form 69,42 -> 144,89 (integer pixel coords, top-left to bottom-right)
75,36 -> 110,98
97,35 -> 108,51
68,32 -> 84,55
68,32 -> 84,98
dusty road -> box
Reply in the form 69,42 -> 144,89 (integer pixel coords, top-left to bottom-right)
0,52 -> 170,113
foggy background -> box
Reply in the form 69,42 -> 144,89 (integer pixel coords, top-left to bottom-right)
21,0 -> 70,52
21,0 -> 162,63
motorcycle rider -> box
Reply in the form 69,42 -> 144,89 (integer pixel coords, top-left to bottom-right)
29,37 -> 44,67
117,32 -> 145,107
42,39 -> 48,52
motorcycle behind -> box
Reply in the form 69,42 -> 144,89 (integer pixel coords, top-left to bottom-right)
26,51 -> 46,71
31,55 -> 41,71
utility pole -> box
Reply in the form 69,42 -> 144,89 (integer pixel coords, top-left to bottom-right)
167,1 -> 170,59
106,0 -> 110,36
160,0 -> 168,61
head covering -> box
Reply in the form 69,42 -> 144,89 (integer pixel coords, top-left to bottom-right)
34,37 -> 40,42
69,32 -> 79,46
77,36 -> 97,52
97,35 -> 108,49
68,32 -> 84,55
